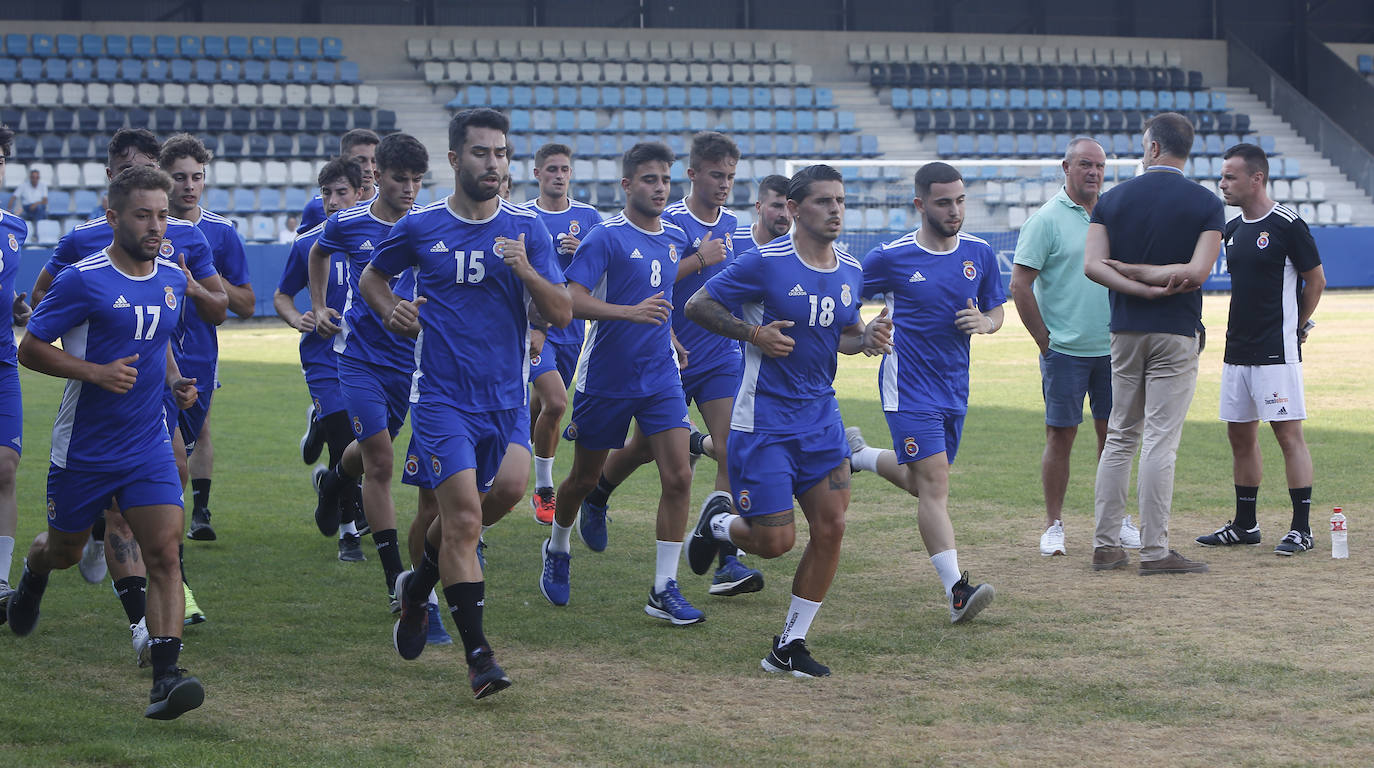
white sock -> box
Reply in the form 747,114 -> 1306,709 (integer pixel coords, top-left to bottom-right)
481,524 -> 493,535
851,446 -> 884,473
549,522 -> 573,554
427,588 -> 439,607
654,540 -> 682,591
0,535 -> 13,582
930,549 -> 961,596
534,456 -> 554,489
778,595 -> 822,645
338,521 -> 357,538
709,512 -> 739,544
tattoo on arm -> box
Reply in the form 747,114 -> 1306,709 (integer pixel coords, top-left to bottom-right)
108,532 -> 140,565
686,292 -> 753,342
756,511 -> 795,527
828,466 -> 851,490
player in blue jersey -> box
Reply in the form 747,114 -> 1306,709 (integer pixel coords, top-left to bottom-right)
538,141 -> 705,624
574,133 -> 766,595
8,166 -> 205,719
363,108 -> 570,697
161,134 -> 257,543
33,129 -> 226,630
273,158 -> 369,562
847,162 -> 1000,624
309,132 -> 427,605
731,173 -> 793,255
521,142 -> 603,525
0,124 -> 33,620
685,165 -> 892,676
297,129 -> 379,234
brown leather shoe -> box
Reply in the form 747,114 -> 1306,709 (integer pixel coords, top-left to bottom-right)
1092,546 -> 1129,571
1138,549 -> 1209,575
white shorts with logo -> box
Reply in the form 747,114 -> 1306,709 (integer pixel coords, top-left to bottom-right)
1219,363 -> 1306,422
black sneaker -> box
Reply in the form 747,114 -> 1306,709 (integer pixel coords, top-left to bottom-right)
313,468 -> 342,537
687,492 -> 731,576
300,404 -> 324,465
145,669 -> 205,720
467,647 -> 512,699
6,566 -> 46,637
761,635 -> 830,678
338,533 -> 366,562
186,507 -> 216,541
0,580 -> 10,627
1196,520 -> 1261,547
1274,529 -> 1314,556
949,571 -> 994,624
391,570 -> 428,660
349,481 -> 369,536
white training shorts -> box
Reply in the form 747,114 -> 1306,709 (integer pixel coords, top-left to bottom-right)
1219,362 -> 1306,422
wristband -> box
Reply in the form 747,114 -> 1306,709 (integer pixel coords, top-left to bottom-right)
749,324 -> 761,345
696,252 -> 706,273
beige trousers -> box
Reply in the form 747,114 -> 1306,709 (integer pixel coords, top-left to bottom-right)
1093,331 -> 1200,561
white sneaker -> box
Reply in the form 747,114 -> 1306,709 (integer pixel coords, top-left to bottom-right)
79,536 -> 107,584
1039,520 -> 1066,556
131,618 -> 151,667
845,426 -> 866,473
1120,515 -> 1142,549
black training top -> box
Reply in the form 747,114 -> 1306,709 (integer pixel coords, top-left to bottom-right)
1222,204 -> 1321,365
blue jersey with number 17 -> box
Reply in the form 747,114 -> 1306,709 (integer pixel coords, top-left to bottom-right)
564,214 -> 689,398
317,202 -> 418,374
522,199 -> 602,348
704,234 -> 863,434
370,199 -> 563,412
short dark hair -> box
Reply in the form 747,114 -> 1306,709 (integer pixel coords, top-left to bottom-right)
158,133 -> 212,169
1144,112 -> 1194,160
448,108 -> 509,152
757,174 -> 790,199
689,131 -> 740,170
107,128 -> 161,167
108,165 -> 173,213
787,164 -> 843,202
374,132 -> 428,175
621,141 -> 674,180
0,124 -> 13,158
339,129 -> 380,155
914,161 -> 964,200
1223,142 -> 1269,182
318,157 -> 363,190
535,142 -> 573,167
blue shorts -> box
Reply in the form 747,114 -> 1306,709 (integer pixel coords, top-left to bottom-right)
46,455 -> 183,533
885,409 -> 966,464
548,339 -> 580,388
727,417 -> 850,518
410,400 -> 518,492
178,388 -> 213,449
0,363 -> 22,456
402,406 -> 530,491
528,344 -> 559,384
1040,350 -> 1112,427
339,354 -> 411,441
303,357 -> 346,418
563,385 -> 690,450
681,354 -> 743,407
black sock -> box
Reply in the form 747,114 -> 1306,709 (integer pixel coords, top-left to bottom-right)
149,636 -> 182,680
585,475 -> 618,508
1289,486 -> 1312,534
322,411 -> 352,469
178,542 -> 189,587
113,576 -> 147,624
191,478 -> 211,512
22,564 -> 48,595
1234,485 -> 1259,530
407,540 -> 442,603
443,581 -> 489,660
373,529 -> 403,593
335,461 -> 358,484
91,516 -> 106,542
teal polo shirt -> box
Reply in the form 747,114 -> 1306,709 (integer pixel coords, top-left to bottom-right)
1012,186 -> 1111,357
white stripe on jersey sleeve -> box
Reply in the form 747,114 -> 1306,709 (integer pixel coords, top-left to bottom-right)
879,294 -> 900,412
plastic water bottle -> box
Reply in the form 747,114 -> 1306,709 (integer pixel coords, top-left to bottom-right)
1330,507 -> 1348,559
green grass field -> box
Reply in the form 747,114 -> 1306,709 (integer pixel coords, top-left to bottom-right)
2,292 -> 1372,767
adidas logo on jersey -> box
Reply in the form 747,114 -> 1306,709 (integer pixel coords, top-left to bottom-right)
630,248 -> 643,259
113,295 -> 130,308
909,271 -> 926,282
788,284 -> 806,296
360,240 -> 374,251
430,240 -> 448,252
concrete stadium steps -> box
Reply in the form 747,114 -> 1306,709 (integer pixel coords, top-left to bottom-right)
1218,87 -> 1374,225
373,78 -> 453,185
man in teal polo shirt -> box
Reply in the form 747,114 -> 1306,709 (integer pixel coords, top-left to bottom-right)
1011,137 -> 1140,556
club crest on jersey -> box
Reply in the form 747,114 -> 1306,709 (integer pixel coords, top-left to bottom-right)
159,241 -> 175,259
962,261 -> 977,281
1257,231 -> 1270,249
404,454 -> 420,477
563,422 -> 579,440
46,497 -> 56,521
493,239 -> 506,257
7,233 -> 16,252
568,220 -> 581,236
430,455 -> 442,477
903,436 -> 919,457
840,284 -> 852,307
668,244 -> 678,263
737,489 -> 751,512
164,286 -> 177,310
530,353 -> 541,366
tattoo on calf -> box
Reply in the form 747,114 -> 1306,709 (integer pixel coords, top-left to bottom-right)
108,533 -> 140,565
757,511 -> 794,527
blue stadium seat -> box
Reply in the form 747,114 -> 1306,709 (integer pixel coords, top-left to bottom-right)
954,134 -> 975,156
284,187 -> 307,211
74,189 -> 99,216
233,188 -> 257,213
339,62 -> 359,83
19,58 -> 42,81
987,88 -> 1007,110
949,88 -> 968,109
644,111 -> 664,133
302,109 -> 324,132
170,59 -> 192,81
144,59 -> 168,82
298,37 -> 321,60
70,58 -> 93,81
688,87 -> 707,110
589,134 -> 610,157
175,35 -> 199,58
753,135 -> 774,157
243,60 -> 265,82
80,34 -> 102,56
816,111 -> 836,132
203,36 -> 225,58
39,135 -> 64,159
774,134 -> 795,156
269,133 -> 294,156
274,37 -> 296,59
795,87 -> 814,108
321,37 -> 343,60
4,35 -> 27,56
688,111 -> 708,132
56,34 -> 79,57
730,87 -> 749,108
0,60 -> 16,81
797,134 -> 817,157
298,133 -> 321,156
1034,134 -> 1054,155
710,86 -> 729,109
796,111 -> 814,132
194,59 -> 216,82
555,85 -> 575,106
645,86 -> 666,108
892,89 -> 910,110
665,110 -> 685,133
154,35 -> 177,58
816,88 -> 833,108
936,134 -> 955,157
774,111 -> 794,132
1121,90 -> 1139,110
995,134 -> 1015,157
623,86 -> 643,108
48,190 -> 71,216
268,60 -> 290,83
1015,134 -> 1035,157
291,61 -> 312,82
861,134 -> 878,157
130,35 -> 152,58
976,134 -> 996,157
488,86 -> 510,108
621,111 -> 642,133
532,86 -> 555,108
77,107 -> 100,130
554,111 -> 575,133
227,36 -> 249,58
32,35 -> 54,57
220,134 -> 245,158
838,111 -> 855,132
912,88 -> 930,109
250,36 -> 272,59
509,111 -> 531,133
220,59 -> 242,81
1103,89 -> 1120,109
1007,88 -> 1025,109
1205,134 -> 1224,155
43,59 -> 67,80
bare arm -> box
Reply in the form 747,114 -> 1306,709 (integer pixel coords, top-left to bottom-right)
358,263 -> 412,336
1009,264 -> 1050,355
1297,264 -> 1325,337
224,281 -> 256,318
30,268 -> 54,308
1084,223 -> 1184,299
499,234 -> 572,329
674,231 -> 726,281
273,289 -> 313,332
954,299 -> 1005,335
18,333 -> 139,393
165,340 -> 198,410
837,306 -> 894,356
684,286 -> 794,358
570,281 -> 672,324
1103,230 -> 1222,288
307,242 -> 342,337
179,259 -> 229,325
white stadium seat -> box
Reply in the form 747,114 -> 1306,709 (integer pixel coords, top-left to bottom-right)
81,162 -> 105,187
332,84 -> 356,105
405,39 -> 428,61
284,84 -> 307,104
288,160 -> 314,186
356,85 -> 378,107
260,84 -> 283,105
55,163 -> 81,188
309,85 -> 332,105
163,83 -> 185,106
238,161 -> 264,186
8,83 -> 33,106
86,83 -> 110,105
422,62 -> 444,84
113,83 -> 137,106
585,40 -> 606,60
60,83 -> 85,106
264,161 -> 289,185
35,83 -> 60,107
453,40 -> 475,60
447,62 -> 469,82
497,39 -> 517,60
